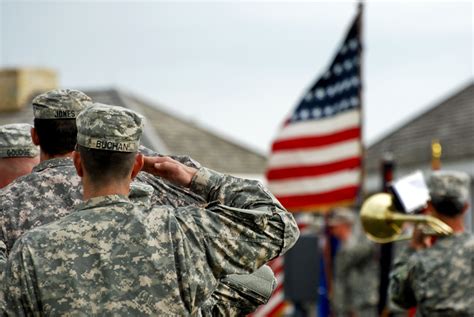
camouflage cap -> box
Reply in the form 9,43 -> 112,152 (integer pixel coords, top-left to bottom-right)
0,123 -> 39,158
428,170 -> 470,205
32,89 -> 92,119
327,207 -> 355,226
76,103 -> 143,152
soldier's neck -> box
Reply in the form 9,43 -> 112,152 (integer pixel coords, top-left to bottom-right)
40,150 -> 74,162
82,175 -> 131,201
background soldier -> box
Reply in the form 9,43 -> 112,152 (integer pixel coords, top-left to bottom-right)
328,207 -> 379,317
3,103 -> 299,315
0,123 -> 39,188
389,170 -> 473,316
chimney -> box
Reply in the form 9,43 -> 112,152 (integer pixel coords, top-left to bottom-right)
0,68 -> 58,112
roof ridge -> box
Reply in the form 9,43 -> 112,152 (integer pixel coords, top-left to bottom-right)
367,80 -> 473,148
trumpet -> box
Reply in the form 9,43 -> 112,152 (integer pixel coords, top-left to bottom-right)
360,193 -> 453,243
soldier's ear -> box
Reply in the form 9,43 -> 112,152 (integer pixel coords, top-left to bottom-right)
31,127 -> 40,146
131,153 -> 144,180
73,151 -> 84,178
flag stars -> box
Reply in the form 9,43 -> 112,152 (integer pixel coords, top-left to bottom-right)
305,92 -> 313,102
343,60 -> 353,71
315,88 -> 326,100
300,109 -> 310,120
333,64 -> 343,76
350,97 -> 359,107
349,39 -> 358,50
324,106 -> 333,116
312,108 -> 322,118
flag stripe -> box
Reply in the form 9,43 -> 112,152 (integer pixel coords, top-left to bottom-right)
275,110 -> 360,140
275,186 -> 359,209
272,126 -> 360,151
267,139 -> 361,169
266,157 -> 361,180
268,169 -> 360,196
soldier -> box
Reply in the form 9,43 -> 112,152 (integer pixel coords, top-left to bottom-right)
0,123 -> 39,188
389,170 -> 473,316
328,207 -> 379,317
3,103 -> 299,315
0,89 -> 92,277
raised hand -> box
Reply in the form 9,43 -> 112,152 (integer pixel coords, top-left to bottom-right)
142,156 -> 198,187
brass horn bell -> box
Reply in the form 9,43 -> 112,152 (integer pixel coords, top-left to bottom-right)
360,193 -> 453,244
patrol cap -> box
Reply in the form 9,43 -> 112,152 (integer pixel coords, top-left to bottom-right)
428,170 -> 470,205
327,207 -> 355,226
32,89 -> 92,119
76,103 -> 143,152
0,123 -> 39,158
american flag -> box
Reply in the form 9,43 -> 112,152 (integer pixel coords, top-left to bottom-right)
266,9 -> 363,213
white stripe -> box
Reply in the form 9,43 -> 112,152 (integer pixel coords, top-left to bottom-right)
268,169 -> 360,196
253,289 -> 285,317
275,272 -> 284,285
275,110 -> 360,140
268,139 -> 361,169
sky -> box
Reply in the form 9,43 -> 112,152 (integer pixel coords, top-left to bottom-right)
1,0 -> 472,154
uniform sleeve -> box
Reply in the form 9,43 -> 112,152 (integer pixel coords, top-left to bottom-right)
200,265 -> 276,316
388,246 -> 417,308
3,237 -> 42,316
175,167 -> 299,277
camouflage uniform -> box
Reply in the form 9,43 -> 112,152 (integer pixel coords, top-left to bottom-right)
332,232 -> 379,317
389,171 -> 474,317
0,123 -> 39,159
328,208 -> 378,317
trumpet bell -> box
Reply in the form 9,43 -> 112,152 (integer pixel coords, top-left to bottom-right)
360,193 -> 453,243
360,193 -> 403,243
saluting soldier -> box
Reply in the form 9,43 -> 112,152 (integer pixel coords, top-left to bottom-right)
389,170 -> 473,317
3,103 -> 299,315
0,123 -> 39,188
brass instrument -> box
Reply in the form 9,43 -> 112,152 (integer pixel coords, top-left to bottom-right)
360,193 -> 453,243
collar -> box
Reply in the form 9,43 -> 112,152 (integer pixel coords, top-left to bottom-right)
32,157 -> 74,173
76,194 -> 132,211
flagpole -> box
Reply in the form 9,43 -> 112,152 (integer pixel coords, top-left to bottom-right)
357,1 -> 366,205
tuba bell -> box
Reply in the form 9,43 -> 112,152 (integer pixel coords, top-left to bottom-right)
360,193 -> 453,243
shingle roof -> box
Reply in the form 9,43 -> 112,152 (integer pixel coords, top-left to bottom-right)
0,88 -> 267,175
365,81 -> 474,173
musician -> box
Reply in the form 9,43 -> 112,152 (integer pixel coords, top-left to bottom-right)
389,170 -> 473,316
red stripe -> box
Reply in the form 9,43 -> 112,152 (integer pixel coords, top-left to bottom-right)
272,127 -> 360,151
266,157 -> 361,180
276,186 -> 359,209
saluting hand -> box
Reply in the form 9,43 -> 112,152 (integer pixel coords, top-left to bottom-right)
142,156 -> 198,187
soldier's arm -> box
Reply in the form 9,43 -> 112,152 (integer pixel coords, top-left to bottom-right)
2,238 -> 41,315
145,156 -> 299,275
388,246 -> 417,308
200,265 -> 276,316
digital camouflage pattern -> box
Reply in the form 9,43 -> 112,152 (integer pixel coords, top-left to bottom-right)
77,103 -> 144,152
200,265 -> 277,316
428,170 -> 470,206
3,167 -> 299,315
32,89 -> 92,119
389,232 -> 474,316
332,232 -> 379,317
0,123 -> 39,158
